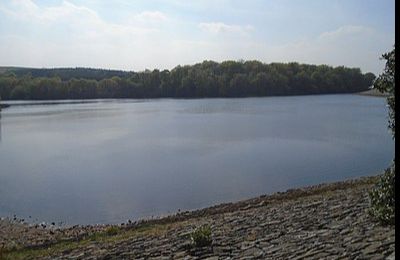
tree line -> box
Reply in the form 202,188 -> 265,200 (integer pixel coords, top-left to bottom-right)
0,60 -> 375,100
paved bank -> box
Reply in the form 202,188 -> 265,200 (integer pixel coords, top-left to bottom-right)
0,175 -> 395,259
357,88 -> 389,97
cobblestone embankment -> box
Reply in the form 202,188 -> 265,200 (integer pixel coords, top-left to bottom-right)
0,175 -> 395,259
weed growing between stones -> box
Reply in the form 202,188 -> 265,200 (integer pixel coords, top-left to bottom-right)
190,225 -> 212,247
105,226 -> 121,236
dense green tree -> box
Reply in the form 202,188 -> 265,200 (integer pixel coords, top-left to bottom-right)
0,73 -> 17,99
0,60 -> 375,100
374,47 -> 395,137
229,73 -> 249,97
98,78 -> 118,98
369,46 -> 395,225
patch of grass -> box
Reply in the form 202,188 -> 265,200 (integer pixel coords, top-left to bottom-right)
0,240 -> 90,260
2,223 -> 176,259
190,225 -> 212,247
105,226 -> 121,236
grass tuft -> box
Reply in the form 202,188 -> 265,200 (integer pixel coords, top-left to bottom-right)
190,225 -> 212,247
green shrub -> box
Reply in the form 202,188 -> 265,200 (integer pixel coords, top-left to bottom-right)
105,226 -> 120,236
369,163 -> 395,225
190,225 -> 212,247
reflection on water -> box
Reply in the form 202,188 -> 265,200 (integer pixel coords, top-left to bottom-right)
0,95 -> 395,225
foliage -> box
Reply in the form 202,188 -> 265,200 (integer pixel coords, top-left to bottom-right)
190,225 -> 212,247
369,46 -> 395,225
373,46 -> 395,138
369,163 -> 395,225
9,67 -> 129,81
105,226 -> 121,236
0,61 -> 375,100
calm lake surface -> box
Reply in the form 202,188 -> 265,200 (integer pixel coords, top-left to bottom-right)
0,95 -> 394,225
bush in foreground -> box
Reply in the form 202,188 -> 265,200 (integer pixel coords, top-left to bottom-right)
369,163 -> 395,225
190,225 -> 212,247
369,46 -> 395,226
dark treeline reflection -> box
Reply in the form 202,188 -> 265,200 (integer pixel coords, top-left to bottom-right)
0,60 -> 375,100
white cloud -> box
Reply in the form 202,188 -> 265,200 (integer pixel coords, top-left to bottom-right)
173,25 -> 393,74
4,0 -> 96,24
277,25 -> 393,73
198,22 -> 253,35
0,0 -> 167,70
1,0 -> 39,20
133,11 -> 168,23
1,0 -> 160,34
318,25 -> 375,41
0,0 -> 394,75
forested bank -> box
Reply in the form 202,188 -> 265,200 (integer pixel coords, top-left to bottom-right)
0,60 -> 375,100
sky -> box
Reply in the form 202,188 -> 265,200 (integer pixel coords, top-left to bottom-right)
0,0 -> 395,74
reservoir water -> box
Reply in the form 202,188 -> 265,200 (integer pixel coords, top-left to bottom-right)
0,95 -> 394,224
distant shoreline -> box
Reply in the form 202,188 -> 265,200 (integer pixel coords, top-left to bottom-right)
356,88 -> 389,97
0,92 -> 385,109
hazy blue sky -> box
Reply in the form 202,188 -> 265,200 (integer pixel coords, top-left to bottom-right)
0,0 -> 395,74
